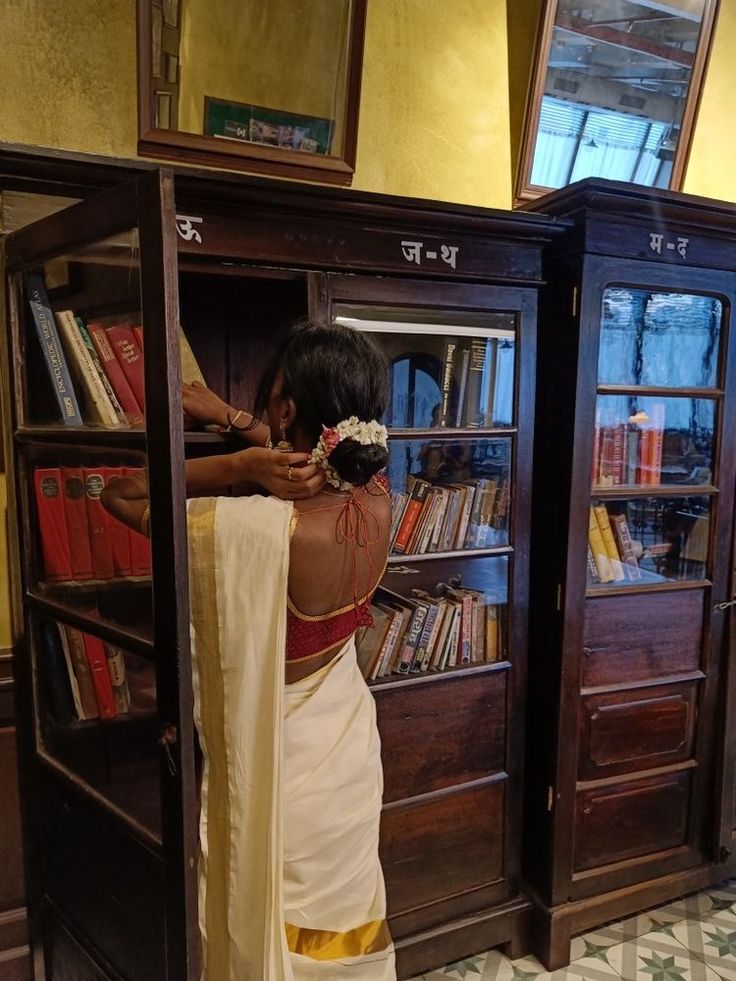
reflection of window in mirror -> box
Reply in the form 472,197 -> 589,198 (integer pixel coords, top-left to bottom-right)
514,0 -> 720,202
137,0 -> 366,184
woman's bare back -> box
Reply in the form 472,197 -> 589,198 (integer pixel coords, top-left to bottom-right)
286,483 -> 392,683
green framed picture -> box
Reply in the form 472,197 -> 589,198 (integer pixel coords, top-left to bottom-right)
203,97 -> 334,156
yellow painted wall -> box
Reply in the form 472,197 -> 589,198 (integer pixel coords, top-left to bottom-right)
353,0 -> 512,206
682,1 -> 736,200
178,0 -> 350,153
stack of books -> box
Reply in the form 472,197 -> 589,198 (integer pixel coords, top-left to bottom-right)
41,618 -> 155,724
587,505 -> 642,583
355,587 -> 506,680
592,405 -> 666,487
389,476 -> 509,555
25,270 -> 204,428
34,466 -> 151,582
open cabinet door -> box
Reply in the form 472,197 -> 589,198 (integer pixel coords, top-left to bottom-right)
2,170 -> 199,980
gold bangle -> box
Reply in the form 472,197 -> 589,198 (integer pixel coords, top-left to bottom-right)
140,503 -> 151,537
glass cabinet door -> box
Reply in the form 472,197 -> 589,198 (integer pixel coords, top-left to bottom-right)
587,285 -> 724,593
3,172 -> 198,980
327,284 -> 529,681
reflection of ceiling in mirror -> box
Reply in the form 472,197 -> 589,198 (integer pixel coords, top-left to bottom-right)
549,0 -> 705,103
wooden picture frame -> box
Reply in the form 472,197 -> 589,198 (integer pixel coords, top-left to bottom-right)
136,0 -> 367,185
514,0 -> 721,204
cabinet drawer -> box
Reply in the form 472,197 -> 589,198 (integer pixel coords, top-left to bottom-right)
578,681 -> 697,781
376,671 -> 507,802
574,770 -> 691,872
583,590 -> 703,688
381,781 -> 504,920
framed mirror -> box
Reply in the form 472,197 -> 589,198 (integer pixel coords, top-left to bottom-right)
137,0 -> 367,185
515,0 -> 720,202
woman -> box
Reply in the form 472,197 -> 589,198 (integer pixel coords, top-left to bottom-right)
102,322 -> 396,981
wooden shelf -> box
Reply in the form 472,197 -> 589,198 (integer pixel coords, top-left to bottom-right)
387,545 -> 512,565
592,484 -> 716,498
388,426 -> 516,439
15,425 -> 147,449
586,578 -> 711,599
597,384 -> 723,398
37,576 -> 152,591
368,659 -> 511,691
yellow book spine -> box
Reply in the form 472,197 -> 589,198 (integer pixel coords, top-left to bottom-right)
588,507 -> 614,583
593,505 -> 625,581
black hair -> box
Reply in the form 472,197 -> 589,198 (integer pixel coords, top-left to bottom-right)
255,321 -> 390,486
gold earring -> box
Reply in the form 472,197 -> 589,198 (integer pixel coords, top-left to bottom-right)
276,418 -> 293,453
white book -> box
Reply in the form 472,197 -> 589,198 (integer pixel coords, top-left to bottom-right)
55,310 -> 122,428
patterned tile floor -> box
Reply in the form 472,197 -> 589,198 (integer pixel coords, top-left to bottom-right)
408,880 -> 736,981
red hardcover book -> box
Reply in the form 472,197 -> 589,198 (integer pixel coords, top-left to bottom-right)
34,468 -> 72,581
638,428 -> 653,485
124,467 -> 152,576
612,424 -> 626,485
83,468 -> 114,579
101,467 -> 132,577
591,410 -> 601,485
132,325 -> 144,352
107,324 -> 146,411
81,631 -> 117,719
88,323 -> 144,425
60,467 -> 93,580
393,479 -> 430,555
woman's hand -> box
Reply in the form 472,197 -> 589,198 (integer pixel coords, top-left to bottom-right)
235,448 -> 326,499
182,381 -> 234,430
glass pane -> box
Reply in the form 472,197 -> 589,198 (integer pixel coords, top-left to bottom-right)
34,615 -> 160,838
587,497 -> 710,589
598,288 -> 722,388
593,396 -> 715,488
21,231 -> 146,430
362,555 -> 509,680
164,0 -> 354,159
529,0 -> 709,190
27,444 -> 152,641
334,305 -> 516,429
387,437 -> 511,555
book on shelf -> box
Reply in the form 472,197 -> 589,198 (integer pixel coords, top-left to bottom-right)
587,506 -> 614,583
355,605 -> 393,680
592,406 -> 665,488
454,348 -> 471,428
592,505 -> 625,581
106,324 -> 146,411
609,512 -> 641,580
34,465 -> 150,584
55,310 -> 125,429
88,323 -> 144,425
439,337 -> 459,427
59,624 -> 100,720
104,642 -> 132,714
24,271 -> 83,426
61,467 -> 94,581
76,318 -> 130,428
43,621 -> 136,722
34,468 -> 73,581
42,621 -> 77,724
463,338 -> 487,428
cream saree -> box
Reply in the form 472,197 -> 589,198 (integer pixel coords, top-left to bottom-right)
187,495 -> 395,981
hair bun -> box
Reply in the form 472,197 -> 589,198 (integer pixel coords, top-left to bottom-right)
328,439 -> 388,487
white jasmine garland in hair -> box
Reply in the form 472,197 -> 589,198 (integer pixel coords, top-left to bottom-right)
309,416 -> 389,490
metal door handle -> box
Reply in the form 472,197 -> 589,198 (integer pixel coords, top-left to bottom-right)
713,599 -> 736,612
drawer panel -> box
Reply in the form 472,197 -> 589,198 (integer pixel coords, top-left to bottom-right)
381,780 -> 504,927
583,590 -> 703,688
579,681 -> 697,781
574,770 -> 691,872
376,671 -> 507,802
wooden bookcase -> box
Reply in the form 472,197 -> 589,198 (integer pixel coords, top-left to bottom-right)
0,146 -> 561,980
524,180 -> 736,969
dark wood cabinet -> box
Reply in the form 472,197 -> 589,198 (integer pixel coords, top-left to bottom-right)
0,145 -> 560,979
524,180 -> 736,969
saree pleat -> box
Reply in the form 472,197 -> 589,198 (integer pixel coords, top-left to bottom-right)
188,495 -> 395,981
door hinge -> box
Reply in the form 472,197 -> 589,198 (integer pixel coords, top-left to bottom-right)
572,286 -> 579,317
547,785 -> 555,812
555,583 -> 562,611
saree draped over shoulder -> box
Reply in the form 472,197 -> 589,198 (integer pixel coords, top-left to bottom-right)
187,496 -> 395,981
